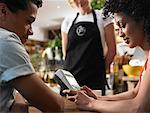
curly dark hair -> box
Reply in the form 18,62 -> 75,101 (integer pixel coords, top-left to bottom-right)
103,0 -> 150,39
0,0 -> 42,13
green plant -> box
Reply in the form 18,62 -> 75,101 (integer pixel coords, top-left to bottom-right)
91,0 -> 105,10
54,33 -> 62,48
47,33 -> 62,59
48,33 -> 61,49
30,47 -> 43,71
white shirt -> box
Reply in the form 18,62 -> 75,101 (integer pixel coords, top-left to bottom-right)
117,42 -> 148,62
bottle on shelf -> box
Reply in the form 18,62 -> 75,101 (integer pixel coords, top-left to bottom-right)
110,62 -> 119,94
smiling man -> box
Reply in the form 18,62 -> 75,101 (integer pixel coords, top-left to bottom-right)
0,0 -> 64,113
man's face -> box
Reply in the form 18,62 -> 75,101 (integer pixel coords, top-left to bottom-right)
5,2 -> 38,44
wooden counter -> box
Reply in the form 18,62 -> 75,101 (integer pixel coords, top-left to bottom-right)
64,98 -> 96,113
29,98 -> 96,113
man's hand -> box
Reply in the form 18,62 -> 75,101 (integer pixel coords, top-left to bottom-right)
10,92 -> 29,113
10,102 -> 29,113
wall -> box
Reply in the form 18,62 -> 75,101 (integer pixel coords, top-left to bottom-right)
29,26 -> 49,41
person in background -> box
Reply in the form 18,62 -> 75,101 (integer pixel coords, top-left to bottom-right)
61,0 -> 116,95
0,0 -> 64,113
63,0 -> 150,112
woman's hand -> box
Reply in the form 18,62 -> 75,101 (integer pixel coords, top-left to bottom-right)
75,91 -> 96,111
80,86 -> 98,99
63,89 -> 78,102
63,85 -> 98,101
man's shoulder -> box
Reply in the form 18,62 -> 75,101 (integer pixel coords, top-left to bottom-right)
0,28 -> 21,43
0,28 -> 13,38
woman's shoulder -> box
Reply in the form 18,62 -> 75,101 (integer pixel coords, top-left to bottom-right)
63,13 -> 78,22
61,13 -> 78,32
94,9 -> 106,24
95,9 -> 114,27
94,9 -> 104,17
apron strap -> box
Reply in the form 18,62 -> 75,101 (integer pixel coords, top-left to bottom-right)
92,9 -> 97,25
72,10 -> 96,25
71,12 -> 79,26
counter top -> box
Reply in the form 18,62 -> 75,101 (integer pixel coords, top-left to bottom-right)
64,98 -> 96,113
29,98 -> 96,113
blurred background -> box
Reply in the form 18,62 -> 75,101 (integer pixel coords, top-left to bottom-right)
25,0 -> 147,95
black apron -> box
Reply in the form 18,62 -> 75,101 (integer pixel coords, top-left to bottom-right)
64,10 -> 106,94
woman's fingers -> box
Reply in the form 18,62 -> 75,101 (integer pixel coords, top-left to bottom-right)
66,94 -> 77,102
81,85 -> 92,92
80,86 -> 98,99
75,91 -> 94,111
62,89 -> 77,96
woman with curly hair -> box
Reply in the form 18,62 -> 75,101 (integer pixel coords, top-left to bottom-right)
63,0 -> 150,112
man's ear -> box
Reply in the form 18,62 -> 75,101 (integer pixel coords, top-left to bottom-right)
2,8 -> 6,14
0,3 -> 7,15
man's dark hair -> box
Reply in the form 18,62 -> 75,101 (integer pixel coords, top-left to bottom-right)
103,0 -> 150,43
0,0 -> 42,13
